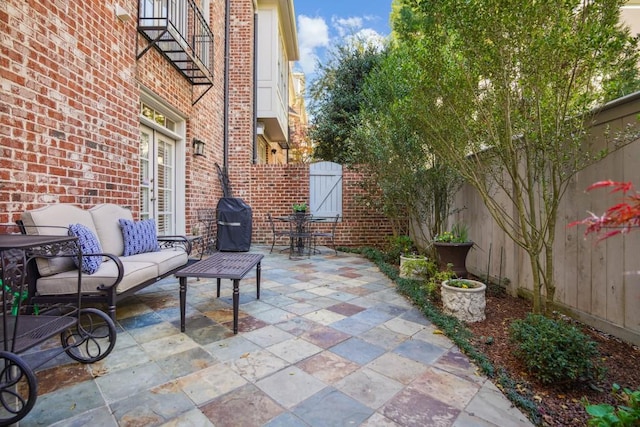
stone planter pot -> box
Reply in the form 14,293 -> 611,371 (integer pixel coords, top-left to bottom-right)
433,241 -> 473,278
441,279 -> 486,322
399,255 -> 428,279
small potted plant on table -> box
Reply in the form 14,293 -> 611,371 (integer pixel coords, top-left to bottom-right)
292,202 -> 308,216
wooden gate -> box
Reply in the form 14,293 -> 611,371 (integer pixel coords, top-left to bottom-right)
310,161 -> 342,217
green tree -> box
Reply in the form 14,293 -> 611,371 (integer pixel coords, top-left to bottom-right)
351,43 -> 463,244
391,0 -> 640,313
308,41 -> 385,163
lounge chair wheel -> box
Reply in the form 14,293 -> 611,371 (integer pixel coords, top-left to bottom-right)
61,308 -> 117,363
0,351 -> 37,426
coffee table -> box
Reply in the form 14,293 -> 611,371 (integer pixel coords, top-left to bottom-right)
175,252 -> 264,334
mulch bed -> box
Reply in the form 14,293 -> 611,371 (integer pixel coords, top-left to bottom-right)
463,284 -> 640,426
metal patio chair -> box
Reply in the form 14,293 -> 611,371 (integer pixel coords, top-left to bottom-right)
267,213 -> 292,253
312,214 -> 340,255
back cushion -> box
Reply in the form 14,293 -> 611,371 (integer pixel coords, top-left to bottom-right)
89,204 -> 134,256
20,204 -> 97,276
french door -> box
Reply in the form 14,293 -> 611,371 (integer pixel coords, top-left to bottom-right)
140,125 -> 176,235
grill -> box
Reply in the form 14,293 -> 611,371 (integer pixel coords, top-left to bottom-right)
216,198 -> 252,252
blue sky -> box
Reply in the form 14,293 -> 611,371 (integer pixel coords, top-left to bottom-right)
293,1 -> 392,80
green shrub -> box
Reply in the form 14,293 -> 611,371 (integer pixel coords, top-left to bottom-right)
585,384 -> 640,426
509,314 -> 601,385
423,266 -> 454,300
385,235 -> 415,264
400,256 -> 454,300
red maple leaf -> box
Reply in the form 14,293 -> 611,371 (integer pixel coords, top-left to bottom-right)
571,181 -> 640,242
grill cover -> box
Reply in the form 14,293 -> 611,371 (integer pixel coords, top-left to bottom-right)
216,198 -> 252,251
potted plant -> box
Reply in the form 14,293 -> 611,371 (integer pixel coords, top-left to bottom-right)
292,203 -> 308,219
441,278 -> 486,322
390,235 -> 426,278
389,235 -> 414,257
292,202 -> 307,214
433,223 -> 473,278
399,253 -> 429,279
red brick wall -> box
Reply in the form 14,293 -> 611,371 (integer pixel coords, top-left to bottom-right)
247,164 -> 394,248
0,0 -> 226,228
226,0 -> 255,201
1,1 -> 142,222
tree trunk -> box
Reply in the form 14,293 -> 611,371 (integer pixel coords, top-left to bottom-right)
530,254 -> 542,314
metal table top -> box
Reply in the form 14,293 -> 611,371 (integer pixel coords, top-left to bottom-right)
175,252 -> 263,280
0,234 -> 76,251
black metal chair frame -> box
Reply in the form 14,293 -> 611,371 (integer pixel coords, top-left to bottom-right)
312,214 -> 340,255
197,208 -> 217,259
267,213 -> 292,253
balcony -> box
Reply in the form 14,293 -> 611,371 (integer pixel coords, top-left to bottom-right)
137,0 -> 214,104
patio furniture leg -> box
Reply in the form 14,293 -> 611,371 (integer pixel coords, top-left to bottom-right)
217,278 -> 221,297
233,279 -> 240,334
268,213 -> 290,253
256,262 -> 261,299
180,277 -> 187,332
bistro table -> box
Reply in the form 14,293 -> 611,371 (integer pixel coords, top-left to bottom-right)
175,252 -> 263,334
275,215 -> 331,258
275,214 -> 314,258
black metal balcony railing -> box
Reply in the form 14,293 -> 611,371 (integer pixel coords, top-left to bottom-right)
137,0 -> 214,104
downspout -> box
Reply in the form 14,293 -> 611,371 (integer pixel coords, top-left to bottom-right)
223,0 -> 231,172
252,1 -> 258,164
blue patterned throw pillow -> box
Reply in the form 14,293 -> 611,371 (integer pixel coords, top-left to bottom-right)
119,218 -> 160,256
68,223 -> 103,274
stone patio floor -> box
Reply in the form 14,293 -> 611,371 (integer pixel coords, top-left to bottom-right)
19,245 -> 533,426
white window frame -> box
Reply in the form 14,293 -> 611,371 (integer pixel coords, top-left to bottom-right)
140,89 -> 187,234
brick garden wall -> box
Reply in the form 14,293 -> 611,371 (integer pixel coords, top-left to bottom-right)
246,164 -> 394,249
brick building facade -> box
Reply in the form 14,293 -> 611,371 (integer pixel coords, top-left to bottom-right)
1,0 -> 393,248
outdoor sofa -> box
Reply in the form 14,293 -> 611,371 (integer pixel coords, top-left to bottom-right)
18,203 -> 192,321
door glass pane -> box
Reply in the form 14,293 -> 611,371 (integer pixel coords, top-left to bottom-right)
156,138 -> 175,235
140,119 -> 177,235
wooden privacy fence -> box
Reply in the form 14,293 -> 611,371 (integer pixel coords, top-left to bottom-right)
450,93 -> 640,346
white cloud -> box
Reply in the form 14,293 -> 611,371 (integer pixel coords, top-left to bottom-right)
332,17 -> 363,38
345,28 -> 386,51
331,15 -> 386,51
295,13 -> 387,78
297,15 -> 330,75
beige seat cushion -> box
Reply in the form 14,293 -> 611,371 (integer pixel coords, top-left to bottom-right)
122,249 -> 189,276
89,204 -> 134,256
36,260 -> 158,295
20,204 -> 97,276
